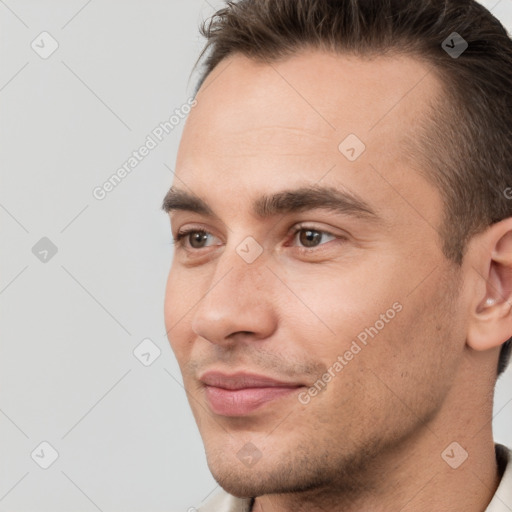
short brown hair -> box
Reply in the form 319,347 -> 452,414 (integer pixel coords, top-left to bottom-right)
193,0 -> 512,376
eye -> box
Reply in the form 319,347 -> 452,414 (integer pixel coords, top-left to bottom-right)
291,226 -> 337,249
174,229 -> 219,249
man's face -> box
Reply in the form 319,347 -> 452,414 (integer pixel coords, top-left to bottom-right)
164,51 -> 467,496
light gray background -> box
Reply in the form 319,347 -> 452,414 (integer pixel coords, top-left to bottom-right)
1,1 -> 511,511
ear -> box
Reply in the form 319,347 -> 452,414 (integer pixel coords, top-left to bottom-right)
467,217 -> 512,352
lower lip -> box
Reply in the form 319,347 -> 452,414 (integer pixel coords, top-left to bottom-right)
204,385 -> 301,416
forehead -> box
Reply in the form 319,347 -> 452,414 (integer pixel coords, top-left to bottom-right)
175,50 -> 443,229
187,50 -> 438,144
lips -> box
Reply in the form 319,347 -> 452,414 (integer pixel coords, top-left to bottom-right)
200,371 -> 304,416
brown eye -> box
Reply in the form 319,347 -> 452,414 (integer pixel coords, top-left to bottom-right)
295,228 -> 336,248
299,229 -> 322,247
189,231 -> 209,248
175,229 -> 214,249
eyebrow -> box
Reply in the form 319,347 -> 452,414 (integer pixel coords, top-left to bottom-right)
161,185 -> 380,222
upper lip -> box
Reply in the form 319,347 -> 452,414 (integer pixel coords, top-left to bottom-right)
199,371 -> 304,390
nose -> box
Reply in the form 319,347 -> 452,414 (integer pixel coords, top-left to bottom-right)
190,247 -> 278,347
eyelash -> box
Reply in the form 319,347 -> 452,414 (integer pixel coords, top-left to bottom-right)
172,224 -> 344,253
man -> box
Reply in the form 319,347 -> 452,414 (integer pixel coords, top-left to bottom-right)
162,0 -> 512,510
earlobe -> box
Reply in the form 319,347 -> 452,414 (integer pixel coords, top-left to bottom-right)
467,218 -> 512,352
469,296 -> 512,351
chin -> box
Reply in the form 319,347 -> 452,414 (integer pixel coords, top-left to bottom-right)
209,470 -> 261,498
205,452 -> 283,497
206,448 -> 333,499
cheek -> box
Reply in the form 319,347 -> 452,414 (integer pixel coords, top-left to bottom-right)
163,270 -> 177,333
345,273 -> 461,412
279,262 -> 405,362
164,266 -> 194,357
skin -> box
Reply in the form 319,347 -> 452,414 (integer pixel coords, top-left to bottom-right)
163,50 -> 512,511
